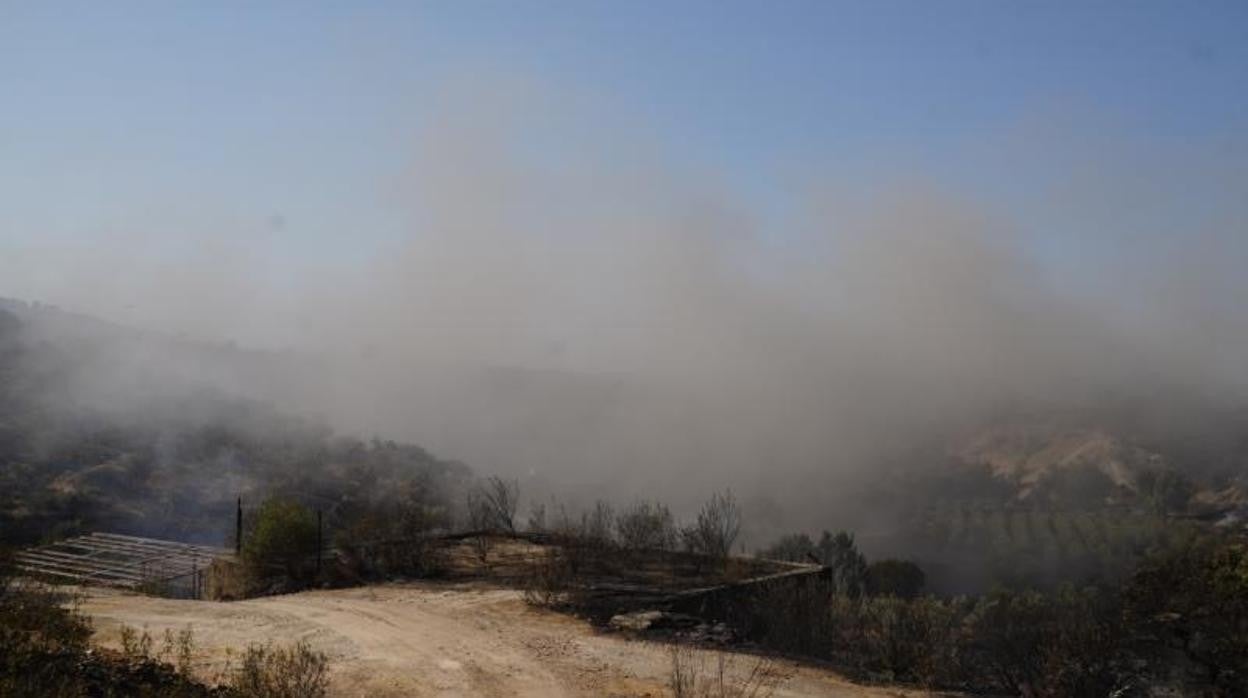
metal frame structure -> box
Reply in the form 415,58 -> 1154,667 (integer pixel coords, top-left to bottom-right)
15,532 -> 230,595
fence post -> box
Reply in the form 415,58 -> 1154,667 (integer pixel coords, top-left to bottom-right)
316,509 -> 323,577
236,496 -> 243,556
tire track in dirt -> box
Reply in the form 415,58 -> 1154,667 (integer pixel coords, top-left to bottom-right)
78,581 -> 930,697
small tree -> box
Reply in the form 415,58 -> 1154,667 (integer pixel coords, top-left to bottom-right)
392,473 -> 451,537
465,476 -> 519,569
682,490 -> 742,559
616,500 -> 677,551
816,531 -> 867,597
466,476 -> 519,533
582,500 -> 616,547
243,497 -> 319,583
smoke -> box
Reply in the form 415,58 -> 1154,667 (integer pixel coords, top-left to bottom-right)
3,83 -> 1247,537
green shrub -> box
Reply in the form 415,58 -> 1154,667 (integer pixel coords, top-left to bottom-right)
230,641 -> 329,698
243,497 -> 319,585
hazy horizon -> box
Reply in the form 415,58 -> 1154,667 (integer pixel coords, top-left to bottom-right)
3,2 -> 1248,538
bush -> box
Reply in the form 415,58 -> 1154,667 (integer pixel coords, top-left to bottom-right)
581,499 -> 616,548
857,595 -> 963,686
243,497 -> 320,585
0,568 -> 94,696
466,476 -> 519,533
816,531 -> 867,597
230,641 -> 330,698
965,585 -> 1126,696
522,499 -> 618,608
1125,539 -> 1248,692
681,491 -> 742,559
332,484 -> 451,581
523,546 -> 577,608
0,551 -> 92,653
2,552 -> 218,696
616,500 -> 678,551
964,588 -> 1054,692
533,499 -> 618,576
667,643 -> 788,697
744,575 -> 839,657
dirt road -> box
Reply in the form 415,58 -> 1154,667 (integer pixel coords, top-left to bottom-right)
79,581 -> 922,697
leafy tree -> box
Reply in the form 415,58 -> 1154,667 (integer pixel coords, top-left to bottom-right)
243,497 -> 319,582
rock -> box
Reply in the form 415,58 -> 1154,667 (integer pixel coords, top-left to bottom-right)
610,610 -> 665,631
608,610 -> 702,632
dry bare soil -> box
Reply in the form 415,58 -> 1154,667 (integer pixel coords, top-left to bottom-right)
79,581 -> 925,698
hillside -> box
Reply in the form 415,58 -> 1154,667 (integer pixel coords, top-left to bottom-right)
6,297 -> 1248,584
839,415 -> 1248,593
5,299 -> 1248,695
0,302 -> 472,548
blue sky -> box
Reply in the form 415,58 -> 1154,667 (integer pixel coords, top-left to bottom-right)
2,1 -> 1246,284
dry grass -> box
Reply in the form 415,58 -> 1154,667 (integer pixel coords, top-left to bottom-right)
117,622 -> 330,697
668,643 -> 790,698
228,641 -> 330,698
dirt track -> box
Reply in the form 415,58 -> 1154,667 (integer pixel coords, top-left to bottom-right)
79,581 -> 923,697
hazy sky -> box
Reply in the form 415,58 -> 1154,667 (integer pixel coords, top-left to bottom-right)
3,1 -> 1246,298
3,1 -> 1248,528
1,0 -> 1247,385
